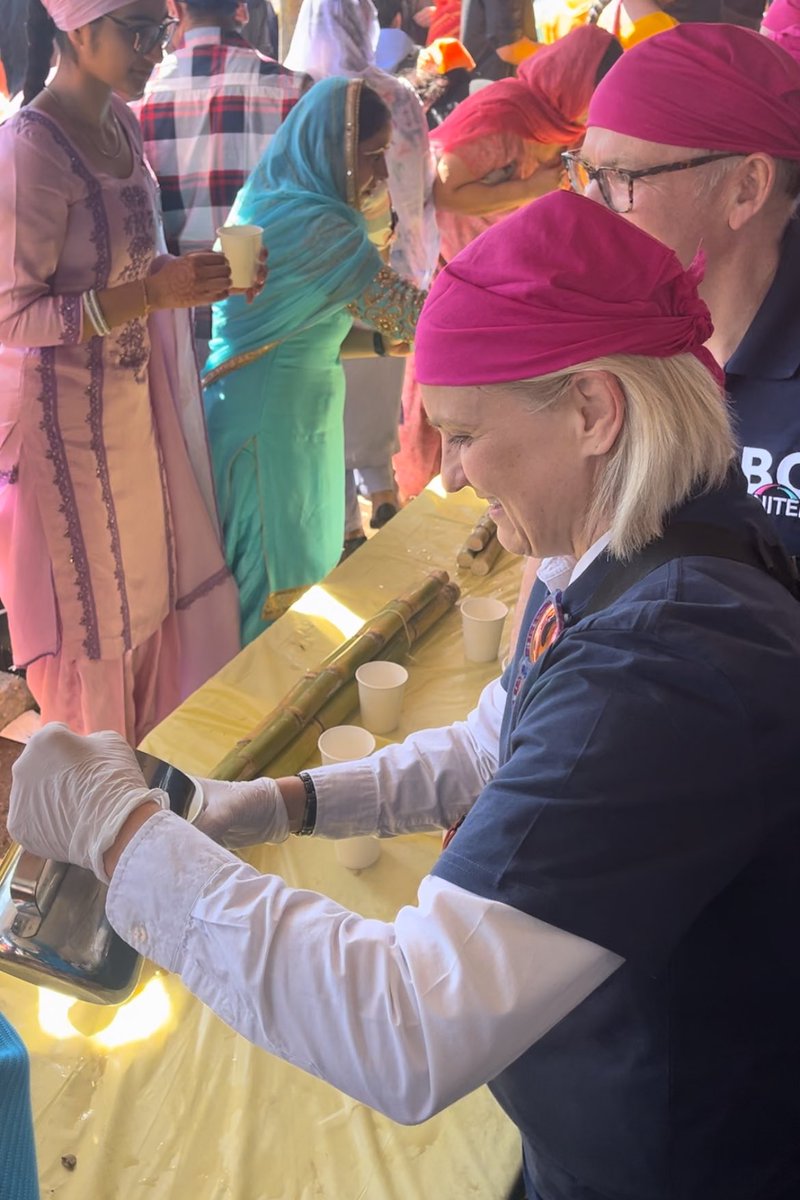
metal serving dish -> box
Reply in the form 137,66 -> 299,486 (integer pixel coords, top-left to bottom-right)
0,750 -> 200,1005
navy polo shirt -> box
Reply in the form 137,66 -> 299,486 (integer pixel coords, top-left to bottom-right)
433,477 -> 800,1200
729,215 -> 800,556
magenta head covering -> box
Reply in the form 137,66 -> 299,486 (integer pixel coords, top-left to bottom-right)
42,0 -> 130,31
414,190 -> 717,388
587,23 -> 800,161
762,0 -> 800,66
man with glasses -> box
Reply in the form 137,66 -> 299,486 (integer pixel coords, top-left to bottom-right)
563,22 -> 800,555
132,0 -> 309,356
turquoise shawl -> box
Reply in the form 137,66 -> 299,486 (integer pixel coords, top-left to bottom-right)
205,76 -> 384,375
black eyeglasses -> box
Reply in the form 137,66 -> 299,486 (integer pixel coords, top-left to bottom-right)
561,151 -> 741,214
105,14 -> 178,57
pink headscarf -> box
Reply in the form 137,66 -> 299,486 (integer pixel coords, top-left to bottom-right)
433,25 -> 616,154
414,190 -> 718,387
762,0 -> 800,66
42,0 -> 129,31
588,23 -> 800,160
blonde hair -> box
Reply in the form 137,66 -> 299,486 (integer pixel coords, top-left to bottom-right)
509,353 -> 735,560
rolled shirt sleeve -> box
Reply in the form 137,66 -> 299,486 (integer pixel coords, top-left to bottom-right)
107,809 -> 620,1125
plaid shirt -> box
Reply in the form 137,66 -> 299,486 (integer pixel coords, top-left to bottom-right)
134,28 -> 306,258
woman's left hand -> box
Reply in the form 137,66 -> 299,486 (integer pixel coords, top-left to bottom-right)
230,248 -> 269,304
385,338 -> 413,357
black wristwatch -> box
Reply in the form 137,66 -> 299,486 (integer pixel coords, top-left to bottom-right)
373,332 -> 387,357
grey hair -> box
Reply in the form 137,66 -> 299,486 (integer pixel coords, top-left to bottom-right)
691,150 -> 800,212
507,353 -> 735,560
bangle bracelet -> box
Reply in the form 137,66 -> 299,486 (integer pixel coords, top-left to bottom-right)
295,771 -> 318,836
141,276 -> 151,317
83,288 -> 111,337
373,331 -> 386,357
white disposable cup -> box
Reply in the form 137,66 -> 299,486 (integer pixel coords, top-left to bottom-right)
460,596 -> 509,663
317,725 -> 376,765
317,726 -> 380,869
216,224 -> 262,288
355,661 -> 409,735
334,836 -> 381,870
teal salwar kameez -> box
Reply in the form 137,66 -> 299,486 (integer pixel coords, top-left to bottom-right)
203,77 -> 425,644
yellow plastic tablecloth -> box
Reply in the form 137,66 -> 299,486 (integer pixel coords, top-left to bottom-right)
0,484 -> 525,1199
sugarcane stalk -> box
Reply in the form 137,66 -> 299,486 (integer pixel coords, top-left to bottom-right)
456,545 -> 478,570
264,581 -> 460,777
211,571 -> 452,781
465,512 -> 497,552
470,534 -> 503,577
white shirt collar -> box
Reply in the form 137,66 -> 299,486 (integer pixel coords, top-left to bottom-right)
536,531 -> 612,595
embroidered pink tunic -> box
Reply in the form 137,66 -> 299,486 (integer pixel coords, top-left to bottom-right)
0,99 -> 239,741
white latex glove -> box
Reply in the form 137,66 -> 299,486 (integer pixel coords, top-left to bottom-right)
193,776 -> 290,849
8,723 -> 168,884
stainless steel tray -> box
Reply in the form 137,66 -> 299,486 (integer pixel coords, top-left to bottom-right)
0,750 -> 198,1005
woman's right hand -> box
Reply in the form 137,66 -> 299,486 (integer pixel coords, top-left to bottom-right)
147,251 -> 233,311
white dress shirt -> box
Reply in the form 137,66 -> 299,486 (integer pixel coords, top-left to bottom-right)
108,538 -> 622,1124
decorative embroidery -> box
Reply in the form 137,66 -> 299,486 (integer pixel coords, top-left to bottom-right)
104,185 -> 155,380
20,111 -> 131,653
344,80 -> 360,210
58,294 -> 82,345
38,348 -> 101,659
119,185 -> 154,283
85,339 -> 132,650
348,265 -> 426,343
114,318 -> 149,382
0,465 -> 19,485
176,565 -> 232,611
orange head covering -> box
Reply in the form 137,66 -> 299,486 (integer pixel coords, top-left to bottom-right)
419,37 -> 476,75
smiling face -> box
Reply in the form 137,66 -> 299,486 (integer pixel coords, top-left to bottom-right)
356,121 -> 391,200
423,375 -> 624,559
68,0 -> 172,99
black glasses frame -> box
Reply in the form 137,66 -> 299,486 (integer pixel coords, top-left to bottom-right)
561,151 -> 741,214
105,14 -> 178,57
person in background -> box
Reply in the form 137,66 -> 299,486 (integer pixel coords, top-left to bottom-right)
509,20 -> 800,635
761,0 -> 800,62
13,188 -> 800,1200
394,24 -> 619,501
285,0 -> 438,549
132,0 -> 307,358
0,0 -> 30,100
535,0 -> 677,47
459,0 -> 536,81
425,0 -> 461,42
202,79 -> 426,641
412,36 -> 476,129
240,0 -> 279,55
0,1014 -> 39,1200
0,0 -> 249,741
375,0 -> 419,72
574,22 -> 800,556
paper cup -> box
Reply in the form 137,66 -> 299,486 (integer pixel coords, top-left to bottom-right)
335,835 -> 381,870
461,596 -> 509,663
317,725 -> 376,765
316,726 -> 380,869
216,223 -> 262,288
355,661 -> 409,735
